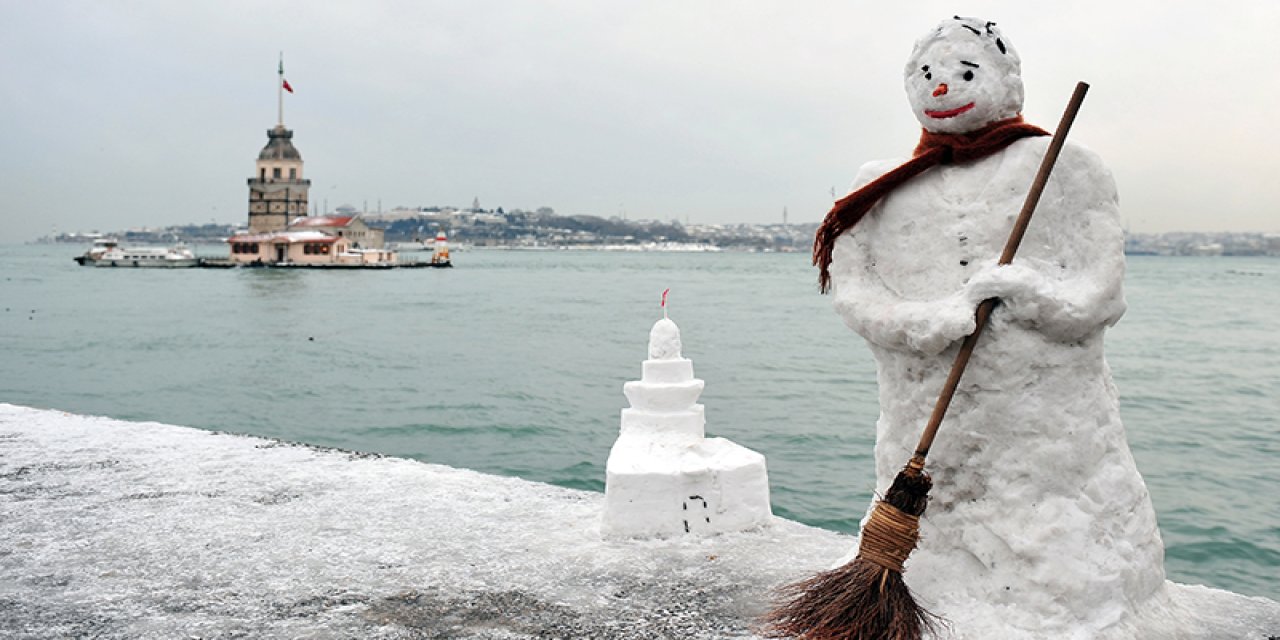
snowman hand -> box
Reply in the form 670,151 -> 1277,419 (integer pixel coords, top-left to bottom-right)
963,261 -> 1055,325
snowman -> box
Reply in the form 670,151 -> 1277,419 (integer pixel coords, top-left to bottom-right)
820,17 -> 1180,637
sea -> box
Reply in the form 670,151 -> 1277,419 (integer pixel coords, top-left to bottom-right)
1,243 -> 1277,601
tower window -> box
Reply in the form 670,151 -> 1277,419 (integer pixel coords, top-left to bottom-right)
260,168 -> 266,180
289,168 -> 297,179
273,167 -> 282,179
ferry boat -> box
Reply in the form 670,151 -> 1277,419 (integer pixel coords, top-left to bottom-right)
76,242 -> 199,268
72,238 -> 120,265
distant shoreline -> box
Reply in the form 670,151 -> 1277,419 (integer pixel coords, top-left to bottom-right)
34,212 -> 815,254
29,217 -> 1280,257
24,238 -> 1280,257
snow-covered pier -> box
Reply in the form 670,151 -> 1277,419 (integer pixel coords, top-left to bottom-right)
2,403 -> 1277,639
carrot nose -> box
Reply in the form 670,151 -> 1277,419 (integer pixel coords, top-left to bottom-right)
932,83 -> 949,97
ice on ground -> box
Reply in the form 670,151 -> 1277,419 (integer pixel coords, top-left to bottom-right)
0,403 -> 829,639
1,403 -> 1276,639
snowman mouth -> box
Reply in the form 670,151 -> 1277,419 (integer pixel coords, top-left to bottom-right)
925,102 -> 976,119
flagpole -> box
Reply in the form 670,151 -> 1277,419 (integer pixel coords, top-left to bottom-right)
277,52 -> 284,127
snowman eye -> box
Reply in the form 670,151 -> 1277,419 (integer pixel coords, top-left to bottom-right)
963,70 -> 974,81
922,65 -> 931,81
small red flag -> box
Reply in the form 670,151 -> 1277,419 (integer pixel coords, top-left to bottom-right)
282,78 -> 293,93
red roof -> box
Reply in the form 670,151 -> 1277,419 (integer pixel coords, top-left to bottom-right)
226,231 -> 340,244
290,216 -> 355,228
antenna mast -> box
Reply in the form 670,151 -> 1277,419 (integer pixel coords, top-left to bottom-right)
277,52 -> 284,126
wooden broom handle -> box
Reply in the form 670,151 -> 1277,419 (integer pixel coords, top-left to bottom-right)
912,81 -> 1090,463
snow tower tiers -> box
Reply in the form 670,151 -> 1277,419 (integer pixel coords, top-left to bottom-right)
602,316 -> 772,538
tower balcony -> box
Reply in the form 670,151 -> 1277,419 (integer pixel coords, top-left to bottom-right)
248,178 -> 312,188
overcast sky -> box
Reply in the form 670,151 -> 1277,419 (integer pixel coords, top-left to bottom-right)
2,1 -> 1277,242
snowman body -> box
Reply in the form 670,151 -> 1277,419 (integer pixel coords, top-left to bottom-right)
827,17 -> 1172,636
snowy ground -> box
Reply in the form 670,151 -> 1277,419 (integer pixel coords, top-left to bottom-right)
2,403 -> 1277,639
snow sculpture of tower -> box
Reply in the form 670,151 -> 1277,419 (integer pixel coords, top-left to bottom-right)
602,315 -> 772,538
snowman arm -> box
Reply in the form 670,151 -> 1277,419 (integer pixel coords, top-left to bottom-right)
827,159 -> 977,355
965,145 -> 1127,341
830,225 -> 976,355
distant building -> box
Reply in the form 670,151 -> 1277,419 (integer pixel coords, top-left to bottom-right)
289,215 -> 384,249
247,125 -> 311,233
225,229 -> 395,266
228,230 -> 347,265
224,60 -> 397,267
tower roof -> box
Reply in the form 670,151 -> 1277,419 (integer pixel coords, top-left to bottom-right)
258,125 -> 302,161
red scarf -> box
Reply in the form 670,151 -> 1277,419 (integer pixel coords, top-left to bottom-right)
813,116 -> 1049,293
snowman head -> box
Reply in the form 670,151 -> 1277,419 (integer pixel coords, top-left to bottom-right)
904,17 -> 1024,134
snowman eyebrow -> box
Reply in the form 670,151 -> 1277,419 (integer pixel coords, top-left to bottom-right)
960,61 -> 980,68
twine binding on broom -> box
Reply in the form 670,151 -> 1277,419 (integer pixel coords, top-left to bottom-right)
856,501 -> 920,574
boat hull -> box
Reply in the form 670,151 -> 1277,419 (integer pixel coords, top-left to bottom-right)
93,258 -> 199,268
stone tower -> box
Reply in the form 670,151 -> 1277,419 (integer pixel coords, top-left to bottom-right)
247,125 -> 311,233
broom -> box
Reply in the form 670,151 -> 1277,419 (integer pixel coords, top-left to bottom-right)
765,81 -> 1091,640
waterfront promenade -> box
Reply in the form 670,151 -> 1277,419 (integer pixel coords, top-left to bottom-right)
2,404 -> 1277,638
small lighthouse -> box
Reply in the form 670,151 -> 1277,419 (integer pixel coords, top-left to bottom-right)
602,295 -> 772,538
431,230 -> 451,265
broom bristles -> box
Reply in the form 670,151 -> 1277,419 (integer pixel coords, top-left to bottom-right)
763,463 -> 938,639
765,561 -> 934,639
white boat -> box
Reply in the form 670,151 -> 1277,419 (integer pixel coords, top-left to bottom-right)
87,244 -> 199,268
72,238 -> 120,265
386,241 -> 429,252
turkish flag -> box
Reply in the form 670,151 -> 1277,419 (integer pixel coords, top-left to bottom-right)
282,78 -> 293,93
